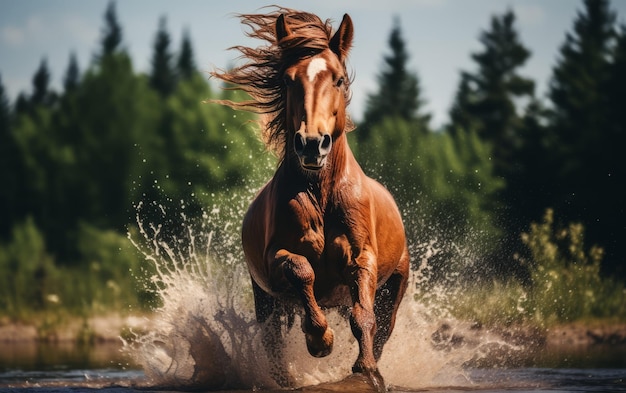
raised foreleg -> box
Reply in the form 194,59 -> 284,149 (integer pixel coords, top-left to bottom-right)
273,249 -> 334,358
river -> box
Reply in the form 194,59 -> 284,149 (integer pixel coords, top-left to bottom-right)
0,340 -> 624,392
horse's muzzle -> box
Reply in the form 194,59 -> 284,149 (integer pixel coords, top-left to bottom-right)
294,131 -> 332,170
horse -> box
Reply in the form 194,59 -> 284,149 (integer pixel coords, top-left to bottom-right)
211,8 -> 409,391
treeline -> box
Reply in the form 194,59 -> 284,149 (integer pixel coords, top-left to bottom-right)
355,0 -> 625,282
0,0 -> 624,320
0,3 -> 265,317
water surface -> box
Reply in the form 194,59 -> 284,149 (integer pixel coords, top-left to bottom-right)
1,341 -> 624,392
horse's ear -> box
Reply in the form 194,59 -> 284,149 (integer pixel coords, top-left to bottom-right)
276,14 -> 291,43
330,14 -> 354,61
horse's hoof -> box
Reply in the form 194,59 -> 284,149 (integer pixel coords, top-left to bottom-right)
305,327 -> 334,357
366,368 -> 386,393
351,369 -> 386,393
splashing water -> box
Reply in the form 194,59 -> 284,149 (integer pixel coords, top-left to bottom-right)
125,194 -> 525,391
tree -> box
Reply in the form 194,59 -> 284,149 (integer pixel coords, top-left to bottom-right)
32,59 -> 54,106
150,17 -> 177,97
546,0 -> 621,275
63,52 -> 81,92
363,116 -> 504,278
0,74 -> 20,238
448,9 -> 534,179
177,29 -> 196,80
99,1 -> 123,58
360,17 -> 430,139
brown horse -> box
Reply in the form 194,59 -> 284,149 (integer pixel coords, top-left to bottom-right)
212,8 -> 409,391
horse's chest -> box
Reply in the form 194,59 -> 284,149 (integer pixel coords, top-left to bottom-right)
286,195 -> 347,263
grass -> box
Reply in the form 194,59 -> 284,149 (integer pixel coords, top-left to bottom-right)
448,209 -> 626,328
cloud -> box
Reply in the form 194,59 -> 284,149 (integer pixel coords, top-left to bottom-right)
1,15 -> 43,46
1,25 -> 25,46
514,4 -> 545,26
1,13 -> 97,48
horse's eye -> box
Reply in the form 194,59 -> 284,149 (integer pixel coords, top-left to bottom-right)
336,77 -> 345,88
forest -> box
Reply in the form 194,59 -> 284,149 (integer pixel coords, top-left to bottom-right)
0,0 -> 624,327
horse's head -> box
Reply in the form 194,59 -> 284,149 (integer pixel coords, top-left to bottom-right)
277,13 -> 353,171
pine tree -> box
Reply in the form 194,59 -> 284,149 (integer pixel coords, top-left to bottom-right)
31,58 -> 56,107
547,0 -> 618,269
177,29 -> 196,80
360,17 -> 430,139
150,17 -> 176,97
100,1 -> 122,58
0,75 -> 9,130
448,9 -> 534,178
607,24 -> 626,152
0,74 -> 18,237
604,24 -> 626,276
63,52 -> 81,92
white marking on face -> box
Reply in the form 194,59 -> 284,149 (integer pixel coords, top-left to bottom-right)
307,58 -> 327,82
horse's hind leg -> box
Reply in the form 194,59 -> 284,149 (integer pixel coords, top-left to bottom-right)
252,280 -> 296,387
373,261 -> 409,360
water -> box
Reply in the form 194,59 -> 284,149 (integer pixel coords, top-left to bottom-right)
1,198 -> 625,392
1,342 -> 625,391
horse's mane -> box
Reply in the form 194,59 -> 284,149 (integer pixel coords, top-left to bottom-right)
211,7 -> 353,158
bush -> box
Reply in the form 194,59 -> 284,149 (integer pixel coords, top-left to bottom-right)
0,217 -> 54,316
521,209 -> 626,325
446,209 -> 626,327
0,218 -> 150,320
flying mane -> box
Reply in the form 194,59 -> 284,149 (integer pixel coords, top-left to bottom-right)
211,7 -> 354,159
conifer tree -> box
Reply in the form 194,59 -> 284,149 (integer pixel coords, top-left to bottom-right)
0,75 -> 9,131
63,52 -> 81,92
0,74 -> 18,237
177,29 -> 196,80
100,1 -> 122,58
547,0 -> 620,274
150,17 -> 177,97
448,9 -> 534,178
361,17 -> 430,139
31,59 -> 55,107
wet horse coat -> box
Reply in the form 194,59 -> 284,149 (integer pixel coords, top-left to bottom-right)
212,8 -> 409,391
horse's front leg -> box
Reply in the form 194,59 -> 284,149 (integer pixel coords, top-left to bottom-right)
273,249 -> 334,358
349,252 -> 386,392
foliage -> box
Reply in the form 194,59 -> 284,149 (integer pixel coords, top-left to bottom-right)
0,1 -> 266,319
0,217 -> 149,319
543,0 -> 625,274
359,117 -> 504,273
521,209 -> 625,325
449,9 -> 534,179
150,17 -> 177,97
448,210 -> 626,326
360,17 -> 430,139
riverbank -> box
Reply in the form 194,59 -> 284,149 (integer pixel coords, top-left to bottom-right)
1,314 -> 625,348
0,314 -> 153,343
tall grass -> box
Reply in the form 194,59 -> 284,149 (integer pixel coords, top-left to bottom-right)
449,209 -> 626,327
0,217 -> 151,324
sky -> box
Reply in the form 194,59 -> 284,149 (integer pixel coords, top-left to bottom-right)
1,0 -> 625,128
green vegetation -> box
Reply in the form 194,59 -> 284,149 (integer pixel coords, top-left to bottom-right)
448,209 -> 626,327
0,0 -> 624,330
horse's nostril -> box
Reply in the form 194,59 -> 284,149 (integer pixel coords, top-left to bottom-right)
294,132 -> 306,153
319,134 -> 332,154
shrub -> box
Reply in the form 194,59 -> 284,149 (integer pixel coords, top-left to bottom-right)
521,209 -> 626,325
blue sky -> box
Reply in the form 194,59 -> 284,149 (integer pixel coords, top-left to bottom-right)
1,0 -> 625,127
